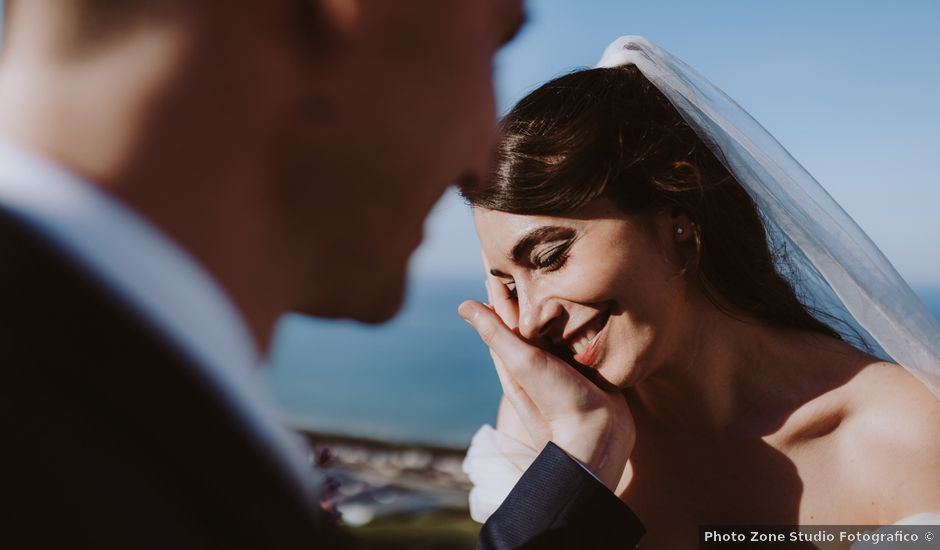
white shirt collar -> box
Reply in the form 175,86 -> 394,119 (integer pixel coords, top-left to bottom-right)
0,140 -> 320,501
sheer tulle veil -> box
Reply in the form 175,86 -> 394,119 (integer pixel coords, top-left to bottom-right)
596,36 -> 940,399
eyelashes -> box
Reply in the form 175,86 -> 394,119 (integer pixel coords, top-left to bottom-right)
534,242 -> 570,271
504,241 -> 572,301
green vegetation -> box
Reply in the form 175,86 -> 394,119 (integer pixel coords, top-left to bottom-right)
344,511 -> 480,550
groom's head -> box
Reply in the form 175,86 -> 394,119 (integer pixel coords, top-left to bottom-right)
0,0 -> 524,337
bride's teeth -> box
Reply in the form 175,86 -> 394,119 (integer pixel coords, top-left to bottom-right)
568,319 -> 606,357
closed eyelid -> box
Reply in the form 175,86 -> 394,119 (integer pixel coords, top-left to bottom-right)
532,234 -> 579,269
532,238 -> 572,258
487,226 -> 576,281
509,226 -> 576,264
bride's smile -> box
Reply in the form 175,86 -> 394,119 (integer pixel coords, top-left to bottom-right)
475,198 -> 698,390
557,306 -> 610,366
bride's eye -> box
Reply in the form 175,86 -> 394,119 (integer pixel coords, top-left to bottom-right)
505,282 -> 518,300
534,242 -> 570,271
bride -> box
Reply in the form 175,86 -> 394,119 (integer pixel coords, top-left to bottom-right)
458,36 -> 940,548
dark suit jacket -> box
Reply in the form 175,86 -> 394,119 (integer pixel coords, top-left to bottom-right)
0,206 -> 644,549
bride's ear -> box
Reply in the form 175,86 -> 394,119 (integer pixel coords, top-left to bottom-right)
658,206 -> 700,277
668,207 -> 695,243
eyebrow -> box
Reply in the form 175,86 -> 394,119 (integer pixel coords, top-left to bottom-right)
488,225 -> 575,278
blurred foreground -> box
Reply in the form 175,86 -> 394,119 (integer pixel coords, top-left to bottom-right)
303,431 -> 479,550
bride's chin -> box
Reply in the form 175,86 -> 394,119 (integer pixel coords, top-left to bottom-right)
584,360 -> 628,392
557,347 -> 633,391
594,358 -> 644,392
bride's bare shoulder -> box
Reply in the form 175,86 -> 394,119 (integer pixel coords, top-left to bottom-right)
842,360 -> 939,423
837,360 -> 940,522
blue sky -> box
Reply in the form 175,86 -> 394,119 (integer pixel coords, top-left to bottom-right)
1,2 -> 935,285
411,0 -> 940,287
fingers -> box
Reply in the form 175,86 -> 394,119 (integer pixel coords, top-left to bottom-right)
484,275 -> 496,307
485,278 -> 519,331
496,391 -> 546,449
480,323 -> 545,444
491,353 -> 539,422
461,299 -> 578,397
481,250 -> 520,331
459,300 -> 544,374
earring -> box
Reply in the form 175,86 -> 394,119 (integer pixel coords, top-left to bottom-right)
675,226 -> 685,236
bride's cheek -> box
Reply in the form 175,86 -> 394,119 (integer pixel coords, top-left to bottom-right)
566,260 -> 618,301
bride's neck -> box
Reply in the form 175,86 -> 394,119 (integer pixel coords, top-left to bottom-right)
625,303 -> 856,437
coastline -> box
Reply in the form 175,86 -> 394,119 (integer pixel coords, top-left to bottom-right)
299,430 -> 474,528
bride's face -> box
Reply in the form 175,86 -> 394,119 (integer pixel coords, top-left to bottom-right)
474,198 -> 693,389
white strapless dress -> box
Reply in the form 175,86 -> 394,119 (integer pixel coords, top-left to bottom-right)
462,424 -> 940,548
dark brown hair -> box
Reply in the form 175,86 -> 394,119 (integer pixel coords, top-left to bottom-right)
460,65 -> 841,340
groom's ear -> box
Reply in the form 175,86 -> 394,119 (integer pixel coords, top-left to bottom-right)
299,0 -> 360,51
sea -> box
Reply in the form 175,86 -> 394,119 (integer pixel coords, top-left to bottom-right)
263,278 -> 940,448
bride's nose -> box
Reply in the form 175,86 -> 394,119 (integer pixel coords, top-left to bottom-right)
517,286 -> 565,342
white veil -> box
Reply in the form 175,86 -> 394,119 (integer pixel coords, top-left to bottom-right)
596,36 -> 940,399
464,35 -> 940,524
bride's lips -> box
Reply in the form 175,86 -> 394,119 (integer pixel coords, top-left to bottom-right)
567,310 -> 611,366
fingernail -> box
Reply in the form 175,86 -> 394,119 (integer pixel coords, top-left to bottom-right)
458,302 -> 475,324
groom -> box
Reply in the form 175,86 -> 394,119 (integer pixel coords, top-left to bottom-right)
0,1 -> 643,548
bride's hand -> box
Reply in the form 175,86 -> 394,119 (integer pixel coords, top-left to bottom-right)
458,272 -> 636,493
